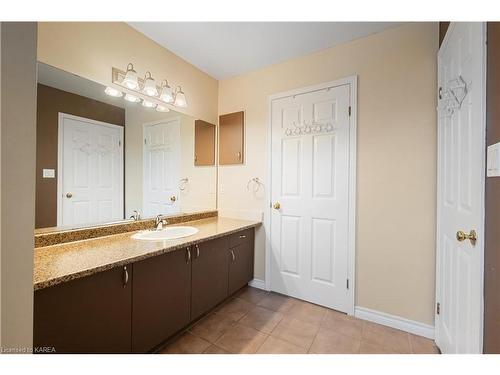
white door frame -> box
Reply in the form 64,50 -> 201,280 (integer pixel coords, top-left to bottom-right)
264,76 -> 357,315
435,22 -> 486,353
57,112 -> 124,226
142,116 -> 181,216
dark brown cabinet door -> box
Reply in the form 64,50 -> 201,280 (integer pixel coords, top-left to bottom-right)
132,248 -> 192,353
191,237 -> 229,320
33,265 -> 132,354
228,240 -> 255,295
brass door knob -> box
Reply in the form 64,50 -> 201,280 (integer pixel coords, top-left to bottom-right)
170,195 -> 177,202
273,202 -> 281,210
66,192 -> 73,198
456,230 -> 477,245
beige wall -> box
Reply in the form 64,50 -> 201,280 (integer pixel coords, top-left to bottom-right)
37,22 -> 219,124
124,107 -> 216,216
1,22 -> 37,351
218,23 -> 438,325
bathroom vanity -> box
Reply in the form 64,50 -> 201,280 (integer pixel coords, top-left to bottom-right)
33,216 -> 259,353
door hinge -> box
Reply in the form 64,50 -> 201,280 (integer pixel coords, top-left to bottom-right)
346,278 -> 349,289
118,140 -> 121,147
436,302 -> 440,315
348,106 -> 351,117
144,138 -> 147,145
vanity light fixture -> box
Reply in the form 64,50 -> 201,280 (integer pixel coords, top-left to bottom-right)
173,86 -> 188,108
110,63 -> 188,109
142,99 -> 155,108
159,80 -> 174,103
104,86 -> 123,97
122,63 -> 139,90
156,104 -> 170,112
142,71 -> 158,97
124,93 -> 141,103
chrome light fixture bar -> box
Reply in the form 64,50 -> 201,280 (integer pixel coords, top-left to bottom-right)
106,64 -> 187,112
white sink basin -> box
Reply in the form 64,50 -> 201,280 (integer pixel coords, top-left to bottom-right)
131,226 -> 199,241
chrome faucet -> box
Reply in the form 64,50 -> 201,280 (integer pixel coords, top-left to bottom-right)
129,210 -> 141,221
155,214 -> 168,230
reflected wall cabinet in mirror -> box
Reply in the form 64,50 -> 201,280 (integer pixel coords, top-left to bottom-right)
34,62 -> 217,231
219,111 -> 244,165
194,120 -> 216,166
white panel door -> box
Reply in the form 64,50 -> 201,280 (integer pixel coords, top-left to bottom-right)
270,83 -> 352,312
436,23 -> 485,354
143,119 -> 181,217
59,113 -> 123,226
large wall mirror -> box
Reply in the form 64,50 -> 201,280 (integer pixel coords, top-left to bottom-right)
35,62 -> 217,231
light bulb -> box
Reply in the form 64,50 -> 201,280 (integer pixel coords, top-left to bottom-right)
122,63 -> 139,90
173,86 -> 188,108
124,93 -> 140,103
159,80 -> 174,103
104,86 -> 123,97
142,100 -> 155,108
156,104 -> 170,112
142,71 -> 158,97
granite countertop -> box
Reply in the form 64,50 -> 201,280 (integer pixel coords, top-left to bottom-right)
34,217 -> 261,291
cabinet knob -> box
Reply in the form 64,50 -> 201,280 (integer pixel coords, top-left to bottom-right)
230,249 -> 235,262
170,195 -> 177,202
273,202 -> 281,210
186,247 -> 191,263
66,192 -> 73,198
195,244 -> 200,259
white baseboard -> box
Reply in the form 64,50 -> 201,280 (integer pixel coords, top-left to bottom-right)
248,278 -> 268,291
354,306 -> 434,339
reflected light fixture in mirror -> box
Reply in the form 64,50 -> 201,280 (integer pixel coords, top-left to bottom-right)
142,99 -> 155,108
159,80 -> 174,103
156,104 -> 170,112
143,71 -> 158,97
122,63 -> 139,89
104,86 -> 123,97
174,86 -> 188,108
124,93 -> 141,103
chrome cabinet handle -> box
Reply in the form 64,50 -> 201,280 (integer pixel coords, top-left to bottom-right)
186,247 -> 191,263
123,266 -> 129,287
195,244 -> 200,259
230,249 -> 235,262
239,235 -> 246,239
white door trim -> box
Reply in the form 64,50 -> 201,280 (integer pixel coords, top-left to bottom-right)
435,22 -> 486,353
57,112 -> 124,226
265,76 -> 357,315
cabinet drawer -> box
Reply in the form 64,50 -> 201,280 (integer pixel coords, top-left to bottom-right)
228,228 -> 254,248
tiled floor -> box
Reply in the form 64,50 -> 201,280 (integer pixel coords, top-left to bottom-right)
159,286 -> 440,354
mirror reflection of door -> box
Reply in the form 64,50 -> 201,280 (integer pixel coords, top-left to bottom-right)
143,119 -> 181,217
58,113 -> 124,227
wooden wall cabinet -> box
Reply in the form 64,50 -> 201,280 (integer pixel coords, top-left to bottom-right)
219,111 -> 244,165
194,119 -> 216,166
33,228 -> 255,353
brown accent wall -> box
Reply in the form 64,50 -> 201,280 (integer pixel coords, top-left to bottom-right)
439,22 -> 450,47
36,84 -> 125,228
484,22 -> 500,354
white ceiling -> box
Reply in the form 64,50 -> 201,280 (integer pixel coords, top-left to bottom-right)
129,22 -> 404,80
